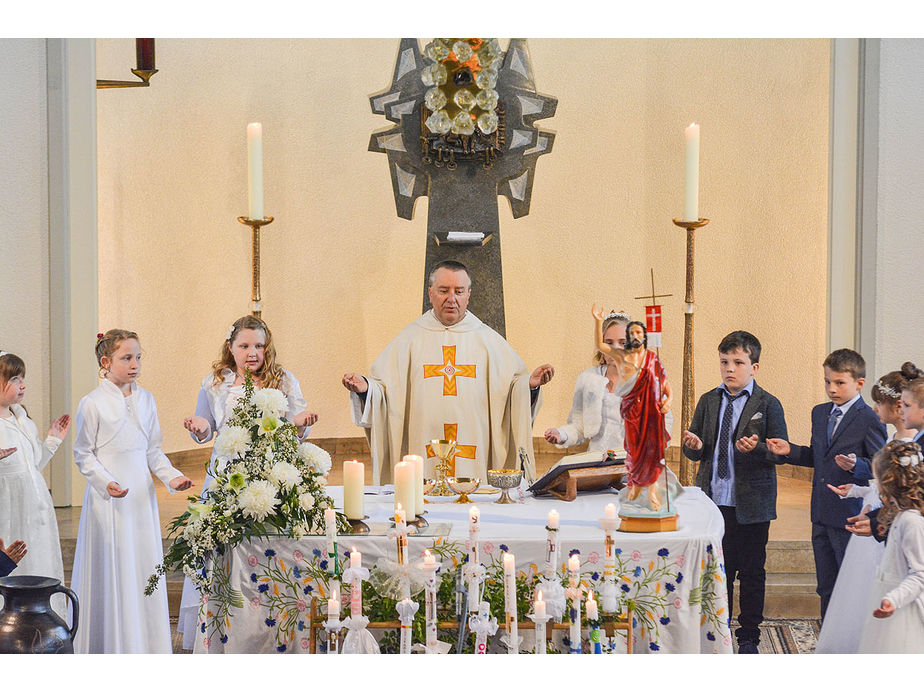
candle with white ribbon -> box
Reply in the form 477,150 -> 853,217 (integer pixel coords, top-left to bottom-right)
247,122 -> 264,220
349,547 -> 362,618
503,552 -> 518,654
568,554 -> 582,654
683,122 -> 700,222
343,460 -> 364,520
394,504 -> 407,566
394,460 -> 416,519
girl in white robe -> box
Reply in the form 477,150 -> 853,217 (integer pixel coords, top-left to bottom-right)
0,352 -> 70,616
176,315 -> 316,649
70,330 -> 192,653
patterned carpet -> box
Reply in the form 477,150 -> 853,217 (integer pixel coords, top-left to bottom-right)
172,618 -> 823,654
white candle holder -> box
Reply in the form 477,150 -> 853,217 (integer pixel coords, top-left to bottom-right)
419,557 -> 442,654
468,601 -> 498,654
396,598 -> 419,655
527,611 -> 550,654
324,612 -> 342,654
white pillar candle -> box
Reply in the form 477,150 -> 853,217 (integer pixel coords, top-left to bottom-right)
247,122 -> 264,220
424,549 -> 435,566
394,460 -> 416,518
605,502 -> 617,520
545,511 -> 560,579
343,460 -> 364,520
683,122 -> 700,222
405,454 -> 425,515
324,507 -> 336,557
586,593 -> 599,621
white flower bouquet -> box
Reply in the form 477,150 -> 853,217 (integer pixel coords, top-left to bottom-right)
146,372 -> 347,595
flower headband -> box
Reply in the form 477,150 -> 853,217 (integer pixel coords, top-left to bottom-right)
603,310 -> 631,322
898,451 -> 923,468
225,325 -> 235,341
0,351 -> 7,358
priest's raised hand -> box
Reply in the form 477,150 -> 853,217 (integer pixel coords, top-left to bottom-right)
529,364 -> 555,389
342,373 -> 368,394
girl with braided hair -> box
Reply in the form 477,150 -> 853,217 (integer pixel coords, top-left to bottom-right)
857,440 -> 924,652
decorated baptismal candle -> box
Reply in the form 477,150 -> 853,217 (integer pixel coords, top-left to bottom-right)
586,592 -> 599,621
532,590 -> 549,655
545,509 -> 560,579
587,592 -> 602,654
567,554 -> 582,654
394,504 -> 407,565
503,552 -> 518,654
469,505 -> 480,563
422,549 -> 440,653
350,547 -> 363,617
324,507 -> 336,557
343,459 -> 364,520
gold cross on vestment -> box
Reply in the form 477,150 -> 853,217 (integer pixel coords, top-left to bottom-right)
423,345 -> 477,396
425,423 -> 477,476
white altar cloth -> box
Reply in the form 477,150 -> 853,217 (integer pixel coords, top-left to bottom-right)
192,486 -> 732,654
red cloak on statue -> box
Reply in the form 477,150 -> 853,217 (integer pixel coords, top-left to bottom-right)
621,349 -> 669,487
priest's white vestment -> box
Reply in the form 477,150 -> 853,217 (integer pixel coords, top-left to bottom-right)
351,310 -> 539,484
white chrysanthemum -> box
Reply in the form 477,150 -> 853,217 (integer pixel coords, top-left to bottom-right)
298,492 -> 316,511
253,388 -> 288,418
213,425 -> 251,460
297,442 -> 332,476
268,461 -> 301,490
238,479 -> 280,521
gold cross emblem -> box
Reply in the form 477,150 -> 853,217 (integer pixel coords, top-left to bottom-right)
423,345 -> 476,396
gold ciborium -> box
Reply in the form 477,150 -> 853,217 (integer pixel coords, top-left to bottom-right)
428,439 -> 457,496
486,469 -> 523,504
447,477 -> 481,503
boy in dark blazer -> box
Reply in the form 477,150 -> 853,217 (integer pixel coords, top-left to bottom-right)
767,349 -> 887,621
682,331 -> 788,654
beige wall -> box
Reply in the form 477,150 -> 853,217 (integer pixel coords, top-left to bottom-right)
95,38 -> 830,454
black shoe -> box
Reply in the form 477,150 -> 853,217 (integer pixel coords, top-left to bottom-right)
737,640 -> 759,654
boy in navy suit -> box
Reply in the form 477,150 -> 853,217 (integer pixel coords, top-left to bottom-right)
682,331 -> 788,654
767,349 -> 887,620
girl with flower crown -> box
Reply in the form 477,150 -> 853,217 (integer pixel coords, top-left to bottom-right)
816,367 -> 919,652
71,330 -> 193,653
177,315 -> 317,649
855,439 -> 924,652
0,351 -> 70,617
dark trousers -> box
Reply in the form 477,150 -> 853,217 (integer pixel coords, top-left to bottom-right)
811,521 -> 851,620
719,506 -> 770,644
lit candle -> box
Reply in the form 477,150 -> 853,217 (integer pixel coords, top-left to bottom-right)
548,509 -> 559,529
534,590 -> 546,620
343,460 -> 364,520
394,503 -> 407,530
247,122 -> 264,220
683,122 -> 700,222
324,507 -> 336,557
569,554 -> 580,575
586,592 -> 599,621
350,547 -> 362,570
349,546 -> 362,618
469,505 -> 481,532
424,549 -> 435,566
394,460 -> 416,519
605,502 -> 617,520
328,597 -> 340,619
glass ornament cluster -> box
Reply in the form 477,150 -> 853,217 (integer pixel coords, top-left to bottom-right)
422,38 -> 501,137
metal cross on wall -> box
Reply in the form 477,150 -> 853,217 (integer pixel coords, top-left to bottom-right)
369,38 -> 557,337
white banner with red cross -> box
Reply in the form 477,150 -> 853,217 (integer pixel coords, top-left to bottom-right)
645,305 -> 662,347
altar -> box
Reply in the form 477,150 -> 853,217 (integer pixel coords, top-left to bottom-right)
192,486 -> 731,654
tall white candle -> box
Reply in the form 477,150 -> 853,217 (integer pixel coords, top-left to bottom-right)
545,510 -> 560,579
343,460 -> 364,520
683,122 -> 700,222
503,552 -> 518,654
394,460 -> 416,518
328,597 -> 340,619
349,547 -> 362,618
324,507 -> 336,557
469,505 -> 480,564
405,454 -> 425,515
247,122 -> 264,220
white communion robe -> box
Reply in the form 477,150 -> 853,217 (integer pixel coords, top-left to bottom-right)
70,379 -> 183,654
0,405 -> 66,616
351,310 -> 540,485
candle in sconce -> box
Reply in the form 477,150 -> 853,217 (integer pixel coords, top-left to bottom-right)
605,503 -> 617,520
343,460 -> 364,520
683,122 -> 700,222
247,122 -> 264,220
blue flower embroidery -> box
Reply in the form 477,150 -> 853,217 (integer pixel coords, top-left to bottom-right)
293,566 -> 301,578
633,566 -> 642,577
569,607 -> 577,621
220,635 -> 228,644
312,548 -> 322,558
649,642 -> 660,651
265,618 -> 276,627
258,584 -> 269,593
657,548 -> 669,557
298,621 -> 305,631
660,616 -> 670,625
499,544 -> 509,552
250,573 -> 258,583
706,631 -> 716,641
591,572 -> 599,581
676,572 -> 684,584
614,548 -> 622,555
621,584 -> 630,593
200,622 -> 206,633
666,583 -> 675,592
264,549 -> 276,558
320,560 -> 329,571
706,544 -> 713,554
276,644 -> 286,652
304,584 -> 313,593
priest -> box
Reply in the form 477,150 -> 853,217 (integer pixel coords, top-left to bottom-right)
342,260 -> 554,484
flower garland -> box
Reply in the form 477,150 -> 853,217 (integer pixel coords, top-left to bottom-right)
145,371 -> 349,597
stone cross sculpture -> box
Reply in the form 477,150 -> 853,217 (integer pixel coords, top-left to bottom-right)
369,38 -> 556,337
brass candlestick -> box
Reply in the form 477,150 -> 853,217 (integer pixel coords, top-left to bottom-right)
672,217 -> 710,487
237,216 -> 275,319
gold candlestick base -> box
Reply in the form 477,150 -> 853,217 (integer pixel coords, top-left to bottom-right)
348,517 -> 370,534
671,217 -> 710,230
236,216 -> 275,319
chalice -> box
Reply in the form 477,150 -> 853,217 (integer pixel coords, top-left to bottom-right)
487,469 -> 523,504
428,439 -> 457,497
447,477 -> 481,504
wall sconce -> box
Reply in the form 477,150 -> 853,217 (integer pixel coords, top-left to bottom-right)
97,39 -> 158,89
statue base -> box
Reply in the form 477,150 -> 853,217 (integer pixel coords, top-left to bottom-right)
618,513 -> 678,533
